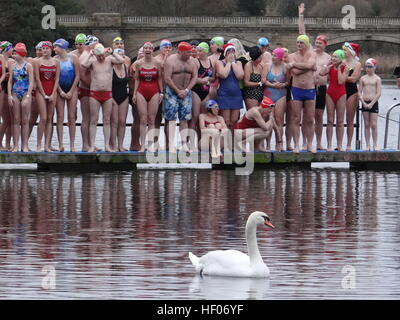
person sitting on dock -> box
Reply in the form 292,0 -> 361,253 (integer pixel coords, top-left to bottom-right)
199,99 -> 228,158
358,58 -> 382,151
233,96 -> 280,152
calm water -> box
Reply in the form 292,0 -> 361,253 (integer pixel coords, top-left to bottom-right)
0,169 -> 399,299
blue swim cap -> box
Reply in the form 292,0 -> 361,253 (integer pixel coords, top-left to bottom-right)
53,38 -> 69,50
258,37 -> 269,47
207,100 -> 219,109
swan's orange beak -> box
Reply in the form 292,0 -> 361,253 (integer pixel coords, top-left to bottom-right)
265,221 -> 275,229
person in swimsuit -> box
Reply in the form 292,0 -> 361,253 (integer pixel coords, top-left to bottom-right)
262,48 -> 289,152
298,3 -> 332,151
283,48 -> 295,151
286,35 -> 317,154
110,48 -> 130,152
358,58 -> 382,151
54,38 -> 80,152
208,36 -> 224,100
0,52 -> 6,149
27,42 -> 44,143
7,43 -> 33,152
128,46 -> 145,151
133,42 -> 163,152
152,39 -> 173,152
343,42 -> 362,151
34,41 -> 60,152
0,41 -> 14,151
163,41 -> 198,152
320,49 -> 349,152
199,100 -> 228,158
81,43 -> 125,152
243,46 -> 264,110
71,33 -> 86,58
191,42 -> 215,146
215,43 -> 244,130
78,35 -> 99,152
233,96 -> 279,152
258,37 -> 272,66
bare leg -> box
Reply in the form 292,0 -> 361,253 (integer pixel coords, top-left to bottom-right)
80,96 -> 91,151
45,98 -> 56,152
88,97 -> 101,152
315,108 -> 325,150
335,95 -> 346,151
21,95 -> 31,152
67,91 -> 78,152
110,100 -> 118,151
136,93 -> 149,152
303,99 -> 316,153
117,98 -> 129,152
147,94 -> 160,152
36,93 -> 47,152
370,113 -> 378,151
56,95 -> 65,152
101,99 -> 113,152
363,111 -> 371,151
10,96 -> 21,152
290,100 -> 302,153
326,95 -> 335,152
346,93 -> 359,150
130,101 -> 141,151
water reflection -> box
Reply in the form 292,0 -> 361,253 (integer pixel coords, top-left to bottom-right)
0,169 -> 399,299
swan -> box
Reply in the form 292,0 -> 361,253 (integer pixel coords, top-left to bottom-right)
188,211 -> 274,278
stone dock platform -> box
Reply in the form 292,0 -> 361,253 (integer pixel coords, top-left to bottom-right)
1,150 -> 400,171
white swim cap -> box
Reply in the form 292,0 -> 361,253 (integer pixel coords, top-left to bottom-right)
94,43 -> 105,56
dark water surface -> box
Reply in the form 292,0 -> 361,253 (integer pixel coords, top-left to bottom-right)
0,169 -> 399,299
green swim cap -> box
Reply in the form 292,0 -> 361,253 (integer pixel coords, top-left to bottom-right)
210,36 -> 224,47
75,33 -> 86,44
334,49 -> 346,61
197,42 -> 209,53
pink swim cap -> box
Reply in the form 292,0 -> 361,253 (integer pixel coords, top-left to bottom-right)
273,48 -> 285,60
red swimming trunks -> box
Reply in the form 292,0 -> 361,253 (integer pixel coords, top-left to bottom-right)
89,90 -> 113,103
78,87 -> 91,99
39,64 -> 57,96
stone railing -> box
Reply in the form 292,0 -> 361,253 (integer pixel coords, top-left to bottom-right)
57,15 -> 400,27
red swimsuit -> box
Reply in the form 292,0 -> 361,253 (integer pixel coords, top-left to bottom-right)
137,67 -> 159,102
327,65 -> 346,104
39,64 -> 57,96
233,114 -> 260,129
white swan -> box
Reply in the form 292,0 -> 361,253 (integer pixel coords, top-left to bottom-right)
188,211 -> 274,278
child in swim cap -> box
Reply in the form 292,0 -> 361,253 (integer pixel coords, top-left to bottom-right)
359,57 -> 381,151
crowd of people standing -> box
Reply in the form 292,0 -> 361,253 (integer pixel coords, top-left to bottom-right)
0,5 -> 383,155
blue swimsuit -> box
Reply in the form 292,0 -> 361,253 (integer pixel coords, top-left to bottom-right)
12,63 -> 29,100
217,61 -> 243,110
264,65 -> 287,103
59,54 -> 75,93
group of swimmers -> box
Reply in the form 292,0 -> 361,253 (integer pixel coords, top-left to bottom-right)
0,5 -> 383,154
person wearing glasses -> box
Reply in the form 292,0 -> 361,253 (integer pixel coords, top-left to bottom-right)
71,33 -> 86,58
358,58 -> 381,151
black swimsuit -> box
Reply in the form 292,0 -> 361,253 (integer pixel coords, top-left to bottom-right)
192,58 -> 213,101
346,69 -> 358,99
112,65 -> 129,105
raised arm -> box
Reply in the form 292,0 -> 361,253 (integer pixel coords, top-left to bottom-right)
109,49 -> 125,65
346,62 -> 362,83
81,51 -> 94,69
298,3 -> 306,35
0,55 -> 5,84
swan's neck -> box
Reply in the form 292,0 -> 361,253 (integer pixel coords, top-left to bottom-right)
245,222 -> 263,265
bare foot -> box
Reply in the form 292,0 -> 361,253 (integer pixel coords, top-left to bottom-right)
293,147 -> 299,154
59,146 -> 65,152
118,147 -> 128,152
36,146 -> 42,152
346,145 -> 352,151
87,147 -> 95,153
286,145 -> 293,151
105,147 -> 114,152
337,146 -> 344,152
364,145 -> 371,152
70,147 -> 76,152
373,146 -> 379,151
139,146 -> 146,152
301,144 -> 307,151
44,147 -> 52,152
308,147 -> 317,154
317,145 -> 326,151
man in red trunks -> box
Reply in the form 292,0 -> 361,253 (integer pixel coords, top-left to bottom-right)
81,43 -> 124,152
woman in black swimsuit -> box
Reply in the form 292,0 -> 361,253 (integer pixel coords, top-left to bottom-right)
343,42 -> 361,151
111,48 -> 130,152
243,46 -> 264,110
191,42 -> 215,146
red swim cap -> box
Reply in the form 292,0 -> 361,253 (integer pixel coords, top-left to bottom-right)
14,43 -> 27,57
178,42 -> 192,52
316,35 -> 328,46
261,97 -> 275,109
42,41 -> 53,50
